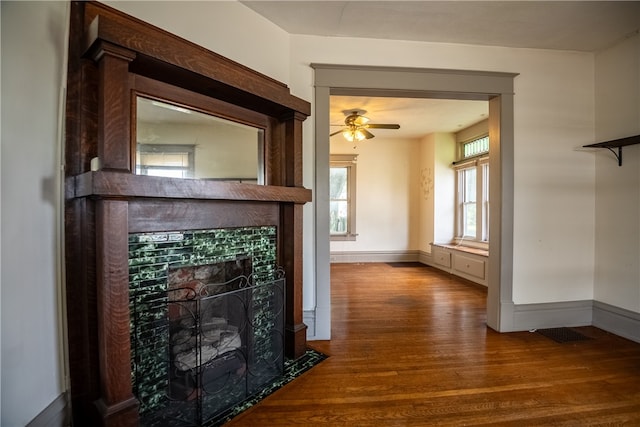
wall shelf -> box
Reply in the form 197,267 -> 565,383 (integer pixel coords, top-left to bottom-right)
583,134 -> 640,166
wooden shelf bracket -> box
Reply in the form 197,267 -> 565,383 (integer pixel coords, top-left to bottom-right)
583,134 -> 640,166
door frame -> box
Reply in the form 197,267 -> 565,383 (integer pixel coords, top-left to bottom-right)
312,64 -> 518,337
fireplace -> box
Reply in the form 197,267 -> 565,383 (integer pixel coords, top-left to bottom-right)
128,228 -> 285,425
64,2 -> 311,424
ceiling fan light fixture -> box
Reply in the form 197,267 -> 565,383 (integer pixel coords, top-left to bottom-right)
345,112 -> 370,127
343,128 -> 366,142
331,110 -> 399,141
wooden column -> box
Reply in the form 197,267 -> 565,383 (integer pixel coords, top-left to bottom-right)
89,41 -> 135,171
282,203 -> 307,359
282,112 -> 308,359
95,200 -> 139,426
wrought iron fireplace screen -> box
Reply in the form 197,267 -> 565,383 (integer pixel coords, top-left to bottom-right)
128,226 -> 283,426
132,266 -> 285,426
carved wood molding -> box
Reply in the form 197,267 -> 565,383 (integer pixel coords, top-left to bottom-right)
83,10 -> 310,117
69,171 -> 312,203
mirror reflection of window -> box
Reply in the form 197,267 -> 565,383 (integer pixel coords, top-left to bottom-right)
137,144 -> 195,178
136,97 -> 263,183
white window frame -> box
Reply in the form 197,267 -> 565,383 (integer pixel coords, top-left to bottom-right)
461,134 -> 489,159
137,144 -> 195,178
453,134 -> 489,248
329,154 -> 358,241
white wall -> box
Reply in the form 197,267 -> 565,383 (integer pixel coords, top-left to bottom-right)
418,132 -> 456,254
418,134 -> 436,253
330,136 -> 420,253
289,34 -> 596,317
432,133 -> 456,245
1,2 -> 69,425
457,119 -> 489,145
594,33 -> 640,313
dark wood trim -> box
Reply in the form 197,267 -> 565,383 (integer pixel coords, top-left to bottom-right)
69,171 -> 312,203
128,200 -> 280,233
65,2 -> 311,424
283,112 -> 307,187
132,74 -> 272,131
65,2 -> 100,177
83,6 -> 310,116
281,203 -> 307,359
64,197 -> 101,424
95,200 -> 138,423
90,41 -> 136,171
94,397 -> 139,427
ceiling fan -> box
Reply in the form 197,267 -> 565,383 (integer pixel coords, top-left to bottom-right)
330,110 -> 400,141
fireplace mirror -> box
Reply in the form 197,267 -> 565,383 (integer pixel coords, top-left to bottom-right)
136,96 -> 264,183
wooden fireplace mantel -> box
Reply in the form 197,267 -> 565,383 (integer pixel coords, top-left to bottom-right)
64,2 -> 312,425
68,171 -> 313,203
83,14 -> 310,117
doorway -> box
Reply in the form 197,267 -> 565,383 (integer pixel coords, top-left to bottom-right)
312,64 -> 517,340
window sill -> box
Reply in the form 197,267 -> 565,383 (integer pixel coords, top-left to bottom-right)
330,234 -> 357,242
433,243 -> 488,258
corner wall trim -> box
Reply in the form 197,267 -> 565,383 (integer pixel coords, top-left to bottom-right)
27,392 -> 70,427
511,300 -> 593,332
304,309 -> 316,340
593,300 -> 640,344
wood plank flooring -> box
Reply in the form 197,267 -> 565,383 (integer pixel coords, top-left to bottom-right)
228,262 -> 640,426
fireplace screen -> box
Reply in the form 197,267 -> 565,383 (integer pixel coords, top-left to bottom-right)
128,227 -> 282,426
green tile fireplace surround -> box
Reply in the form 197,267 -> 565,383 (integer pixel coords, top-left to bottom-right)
128,226 -> 281,425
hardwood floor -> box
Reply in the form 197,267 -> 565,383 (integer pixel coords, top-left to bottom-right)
228,262 -> 640,426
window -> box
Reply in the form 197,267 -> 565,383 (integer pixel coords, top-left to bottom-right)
329,154 -> 358,241
454,135 -> 489,245
137,144 -> 195,178
462,135 -> 489,159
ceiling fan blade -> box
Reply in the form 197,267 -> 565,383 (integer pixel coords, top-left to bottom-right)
366,123 -> 400,129
330,129 -> 346,137
361,128 -> 375,139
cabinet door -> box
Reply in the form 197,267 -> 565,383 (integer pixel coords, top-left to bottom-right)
453,254 -> 485,279
433,249 -> 452,268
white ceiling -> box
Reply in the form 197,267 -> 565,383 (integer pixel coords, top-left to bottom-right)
330,96 -> 488,139
242,1 -> 640,140
241,1 -> 640,52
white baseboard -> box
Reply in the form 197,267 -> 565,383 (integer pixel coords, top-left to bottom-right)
304,309 -> 316,340
418,250 -> 432,265
592,300 -> 640,344
27,392 -> 70,427
511,300 -> 593,332
329,250 -> 420,263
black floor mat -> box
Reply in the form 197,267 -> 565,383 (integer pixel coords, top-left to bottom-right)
537,327 -> 591,343
387,262 -> 427,268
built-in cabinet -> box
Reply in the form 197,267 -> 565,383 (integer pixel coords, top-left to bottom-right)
431,244 -> 488,287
